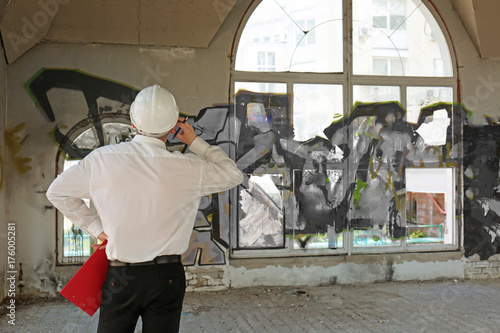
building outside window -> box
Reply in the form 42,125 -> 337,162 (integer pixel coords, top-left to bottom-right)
257,51 -> 276,71
372,57 -> 406,76
373,0 -> 407,31
232,0 -> 458,257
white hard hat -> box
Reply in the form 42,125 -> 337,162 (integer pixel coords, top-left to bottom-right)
130,85 -> 179,137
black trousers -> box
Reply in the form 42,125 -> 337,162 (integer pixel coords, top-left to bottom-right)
97,261 -> 186,333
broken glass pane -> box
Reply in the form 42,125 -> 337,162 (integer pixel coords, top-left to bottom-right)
406,168 -> 454,245
238,174 -> 285,248
293,84 -> 343,142
406,86 -> 453,124
353,85 -> 400,103
406,192 -> 446,244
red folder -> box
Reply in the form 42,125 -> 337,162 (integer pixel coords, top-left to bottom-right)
60,240 -> 108,316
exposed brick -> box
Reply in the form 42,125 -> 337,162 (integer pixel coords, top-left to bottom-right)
482,267 -> 500,278
464,267 -> 483,275
188,279 -> 199,286
467,274 -> 493,279
490,261 -> 500,268
472,261 -> 490,268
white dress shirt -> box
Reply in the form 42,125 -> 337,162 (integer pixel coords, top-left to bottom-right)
47,135 -> 243,263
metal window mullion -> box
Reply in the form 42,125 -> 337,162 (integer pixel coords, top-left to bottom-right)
345,0 -> 354,256
401,81 -> 408,248
351,75 -> 456,87
400,83 -> 407,113
232,71 -> 345,84
288,80 -> 294,253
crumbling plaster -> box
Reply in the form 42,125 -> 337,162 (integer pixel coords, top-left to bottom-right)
227,252 -> 466,287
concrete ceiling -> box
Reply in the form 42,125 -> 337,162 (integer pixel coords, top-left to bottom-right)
0,0 -> 237,64
2,0 -> 500,64
0,0 -> 9,22
451,0 -> 500,59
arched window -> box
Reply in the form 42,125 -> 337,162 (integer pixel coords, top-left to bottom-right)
58,116 -> 134,263
230,0 -> 458,256
24,68 -> 139,264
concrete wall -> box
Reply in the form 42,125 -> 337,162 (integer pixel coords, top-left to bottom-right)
437,0 -> 500,123
1,0 -> 500,299
440,0 -> 500,272
228,252 -> 466,287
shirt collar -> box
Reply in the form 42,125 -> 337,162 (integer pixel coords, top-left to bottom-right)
132,135 -> 167,149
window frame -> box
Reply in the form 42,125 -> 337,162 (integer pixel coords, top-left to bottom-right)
230,0 -> 459,258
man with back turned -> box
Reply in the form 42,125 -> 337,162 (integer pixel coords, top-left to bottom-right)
47,85 -> 243,332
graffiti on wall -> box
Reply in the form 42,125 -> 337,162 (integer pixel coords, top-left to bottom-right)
233,91 -> 466,251
25,68 -> 139,160
231,90 -> 500,259
25,68 -> 500,262
4,122 -> 32,175
171,106 -> 234,264
25,68 -> 231,265
463,123 -> 500,259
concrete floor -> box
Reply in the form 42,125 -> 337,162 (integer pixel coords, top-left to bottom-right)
1,279 -> 499,332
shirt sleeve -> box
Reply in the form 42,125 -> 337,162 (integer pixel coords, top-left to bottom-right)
46,156 -> 103,239
189,137 -> 244,195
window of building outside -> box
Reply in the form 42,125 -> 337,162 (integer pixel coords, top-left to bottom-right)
232,0 -> 457,257
257,51 -> 276,71
60,159 -> 95,263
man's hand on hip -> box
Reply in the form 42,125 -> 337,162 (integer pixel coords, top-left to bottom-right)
92,232 -> 108,250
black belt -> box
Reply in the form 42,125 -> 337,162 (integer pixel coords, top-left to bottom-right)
109,255 -> 181,267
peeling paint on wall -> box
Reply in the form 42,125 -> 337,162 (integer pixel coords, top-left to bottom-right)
416,109 -> 450,146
